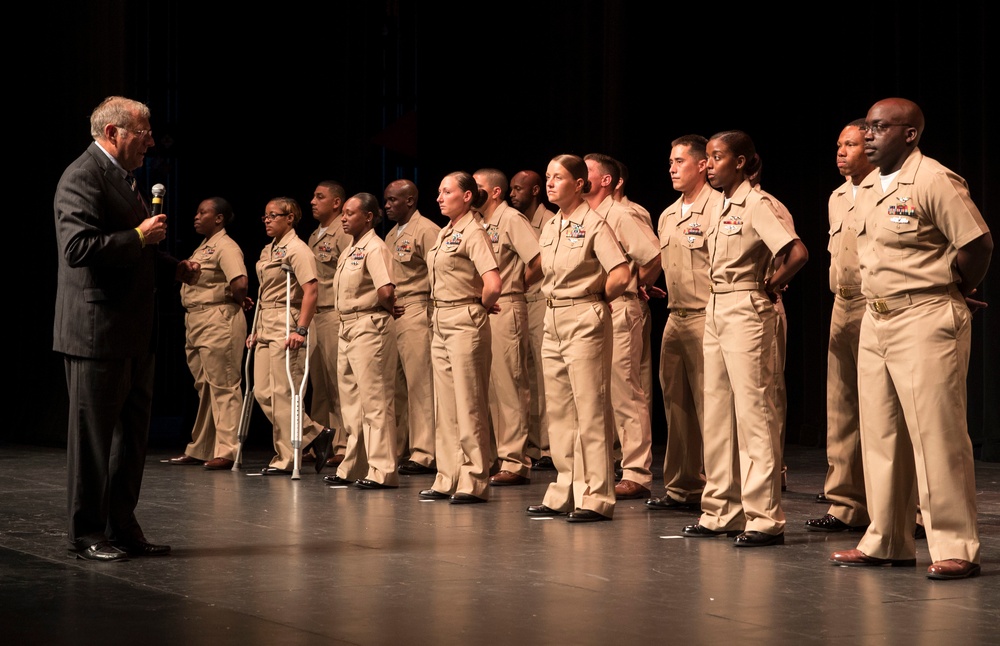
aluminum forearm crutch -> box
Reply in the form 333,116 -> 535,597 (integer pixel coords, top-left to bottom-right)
283,262 -> 309,480
232,300 -> 262,471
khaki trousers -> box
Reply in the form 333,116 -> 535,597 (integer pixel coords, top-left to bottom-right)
184,304 -> 246,461
700,290 -> 785,534
335,311 -> 399,485
541,301 -> 616,518
856,290 -> 979,563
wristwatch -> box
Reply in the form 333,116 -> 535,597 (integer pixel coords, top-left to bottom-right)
294,325 -> 308,336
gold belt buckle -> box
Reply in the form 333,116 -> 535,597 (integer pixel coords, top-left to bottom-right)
674,308 -> 688,317
546,298 -> 554,307
871,299 -> 889,313
838,286 -> 852,298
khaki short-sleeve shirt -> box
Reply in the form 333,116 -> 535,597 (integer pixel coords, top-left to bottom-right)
539,202 -> 627,299
856,149 -> 989,298
657,183 -> 721,310
333,228 -> 395,313
181,230 -> 247,309
427,211 -> 499,302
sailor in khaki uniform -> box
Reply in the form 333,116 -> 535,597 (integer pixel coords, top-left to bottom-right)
308,181 -> 352,467
420,172 -> 501,504
509,170 -> 555,471
525,154 -> 629,523
250,198 -> 332,474
830,98 -> 992,580
474,168 -> 542,487
683,131 -> 807,547
646,136 -> 722,510
175,197 -> 251,470
805,121 -> 877,533
384,179 -> 440,475
325,193 -> 399,489
584,153 -> 661,500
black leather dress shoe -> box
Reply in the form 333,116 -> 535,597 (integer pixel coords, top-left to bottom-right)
114,539 -> 171,557
303,428 -> 334,473
815,493 -> 830,504
531,456 -> 555,471
526,504 -> 564,516
645,496 -> 700,511
69,541 -> 128,562
682,524 -> 741,538
355,479 -> 397,490
566,508 -> 610,523
323,474 -> 352,486
419,489 -> 450,500
733,531 -> 785,547
261,467 -> 291,476
805,514 -> 868,533
450,493 -> 487,504
398,460 -> 436,475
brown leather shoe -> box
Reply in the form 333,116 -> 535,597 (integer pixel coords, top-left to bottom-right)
203,457 -> 234,470
325,454 -> 344,467
830,548 -> 916,567
615,479 -> 651,500
489,470 -> 530,486
927,559 -> 981,580
166,455 -> 202,465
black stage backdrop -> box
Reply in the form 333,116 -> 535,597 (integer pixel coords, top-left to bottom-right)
20,2 -> 997,458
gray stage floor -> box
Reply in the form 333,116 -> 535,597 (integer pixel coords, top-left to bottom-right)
2,442 -> 998,645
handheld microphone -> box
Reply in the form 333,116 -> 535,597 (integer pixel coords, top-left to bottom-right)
151,183 -> 166,216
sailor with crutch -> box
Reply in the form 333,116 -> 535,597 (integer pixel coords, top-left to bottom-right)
246,197 -> 333,476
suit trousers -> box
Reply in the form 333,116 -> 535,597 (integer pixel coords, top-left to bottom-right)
541,301 -> 616,518
822,294 -> 869,525
658,311 -> 706,504
611,295 -> 653,488
700,290 -> 785,535
183,304 -> 246,461
335,311 -> 399,485
430,304 -> 492,499
65,354 -> 154,548
856,291 -> 979,564
488,295 -> 531,477
392,299 -> 436,467
253,308 -> 324,470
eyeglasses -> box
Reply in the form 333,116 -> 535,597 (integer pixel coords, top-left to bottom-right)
261,212 -> 290,222
119,126 -> 153,138
858,122 -> 912,135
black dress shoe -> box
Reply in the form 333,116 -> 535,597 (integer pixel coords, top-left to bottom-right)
815,493 -> 830,504
303,428 -> 334,473
566,508 -> 610,523
531,456 -> 555,471
733,531 -> 785,547
323,474 -> 352,486
355,479 -> 397,490
645,496 -> 700,511
419,489 -> 450,500
805,514 -> 868,533
682,524 -> 741,538
398,460 -> 436,475
449,493 -> 487,504
69,541 -> 128,562
526,504 -> 564,516
260,467 -> 292,476
114,539 -> 171,557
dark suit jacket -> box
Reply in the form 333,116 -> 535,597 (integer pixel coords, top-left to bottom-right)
53,142 -> 177,359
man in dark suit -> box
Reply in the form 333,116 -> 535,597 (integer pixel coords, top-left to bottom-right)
54,95 -> 200,562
